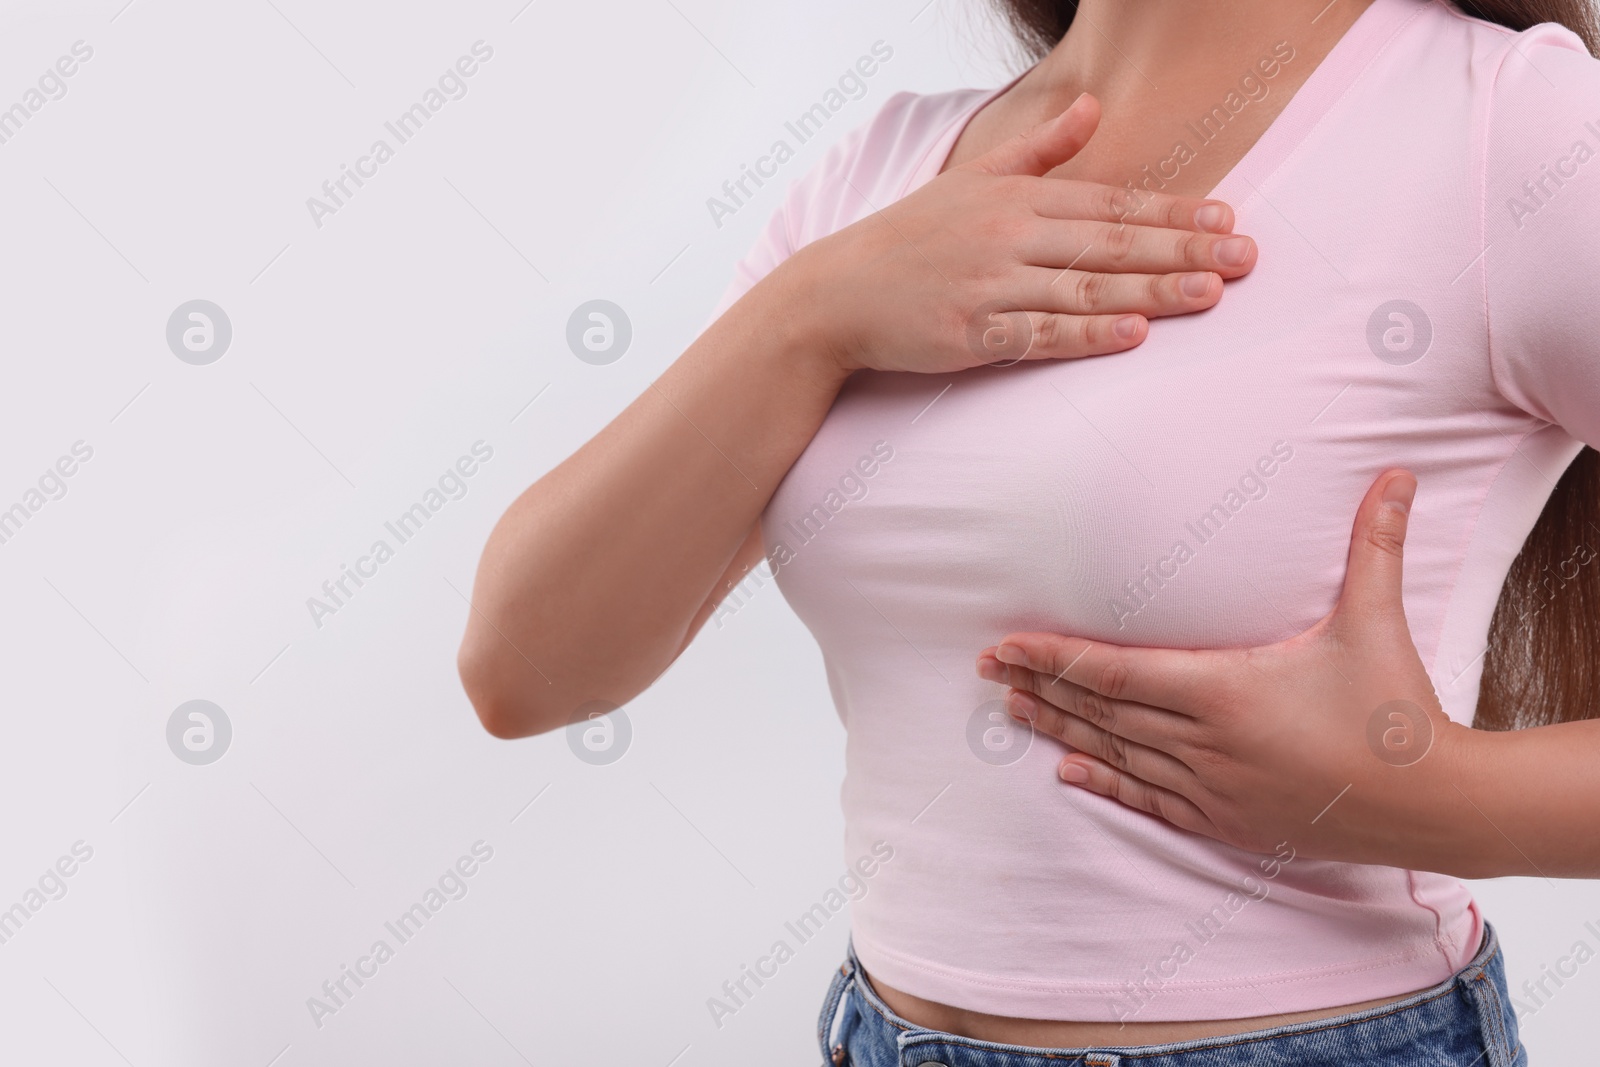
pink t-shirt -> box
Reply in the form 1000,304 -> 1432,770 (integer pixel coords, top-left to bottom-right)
708,0 -> 1600,1021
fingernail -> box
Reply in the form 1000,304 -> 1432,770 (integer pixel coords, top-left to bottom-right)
1195,203 -> 1229,232
1180,272 -> 1213,299
1383,473 -> 1416,514
1059,762 -> 1090,784
977,658 -> 1005,682
1113,315 -> 1142,340
1214,236 -> 1251,267
995,643 -> 1028,667
1007,691 -> 1039,723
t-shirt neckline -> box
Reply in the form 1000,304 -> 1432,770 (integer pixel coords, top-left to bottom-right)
901,0 -> 1427,205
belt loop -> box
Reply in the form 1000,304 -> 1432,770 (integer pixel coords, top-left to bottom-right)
1466,971 -> 1513,1067
1083,1055 -> 1121,1067
1459,923 -> 1518,1067
816,945 -> 857,1064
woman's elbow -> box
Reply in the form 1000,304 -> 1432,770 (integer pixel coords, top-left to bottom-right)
457,635 -> 554,740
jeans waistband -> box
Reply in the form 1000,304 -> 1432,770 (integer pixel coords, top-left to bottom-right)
820,921 -> 1519,1067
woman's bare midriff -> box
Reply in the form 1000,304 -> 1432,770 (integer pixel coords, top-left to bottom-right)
867,970 -> 1427,1046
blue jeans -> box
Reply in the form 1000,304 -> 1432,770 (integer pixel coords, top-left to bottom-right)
816,923 -> 1526,1066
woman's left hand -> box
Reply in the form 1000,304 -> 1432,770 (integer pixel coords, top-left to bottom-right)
978,469 -> 1488,872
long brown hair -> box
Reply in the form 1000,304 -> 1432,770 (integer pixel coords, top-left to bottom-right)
991,0 -> 1600,731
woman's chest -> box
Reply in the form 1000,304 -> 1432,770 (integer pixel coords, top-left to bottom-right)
759,273 -> 1511,652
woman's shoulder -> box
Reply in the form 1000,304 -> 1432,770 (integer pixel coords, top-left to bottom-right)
1465,15 -> 1600,233
1429,3 -> 1600,95
778,85 -> 1001,248
703,85 -> 998,326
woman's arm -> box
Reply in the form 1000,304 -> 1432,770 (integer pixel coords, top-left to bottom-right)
457,270 -> 847,739
1456,718 -> 1600,878
459,93 -> 1257,738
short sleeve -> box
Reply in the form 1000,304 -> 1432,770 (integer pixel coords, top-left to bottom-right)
703,191 -> 796,330
700,91 -> 927,332
1483,26 -> 1600,448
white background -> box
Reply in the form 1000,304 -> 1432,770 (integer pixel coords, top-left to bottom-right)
0,0 -> 1594,1064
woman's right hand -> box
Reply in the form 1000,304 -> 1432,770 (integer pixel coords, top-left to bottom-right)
788,92 -> 1258,376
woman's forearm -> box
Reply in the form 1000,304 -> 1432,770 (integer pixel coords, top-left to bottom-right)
1442,718 -> 1600,879
458,256 -> 849,738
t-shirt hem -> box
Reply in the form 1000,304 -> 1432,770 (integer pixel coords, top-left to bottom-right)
849,925 -> 1468,1023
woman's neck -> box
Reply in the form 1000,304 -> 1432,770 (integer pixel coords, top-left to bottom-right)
1033,0 -> 1377,110
950,0 -> 1380,196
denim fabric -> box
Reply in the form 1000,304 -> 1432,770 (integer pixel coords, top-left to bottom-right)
817,923 -> 1525,1067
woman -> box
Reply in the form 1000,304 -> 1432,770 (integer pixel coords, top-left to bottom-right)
458,0 -> 1600,1062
